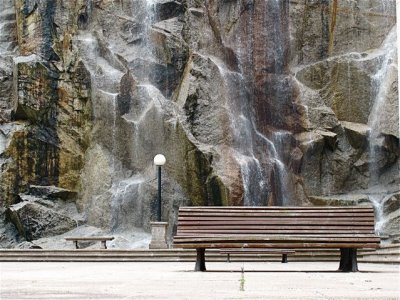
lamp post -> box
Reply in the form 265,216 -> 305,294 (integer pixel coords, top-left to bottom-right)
153,154 -> 166,222
149,154 -> 168,249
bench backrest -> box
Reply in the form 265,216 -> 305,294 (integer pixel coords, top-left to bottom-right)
176,206 -> 376,236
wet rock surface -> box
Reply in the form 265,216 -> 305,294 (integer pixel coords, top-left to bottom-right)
6,190 -> 82,241
0,0 -> 398,246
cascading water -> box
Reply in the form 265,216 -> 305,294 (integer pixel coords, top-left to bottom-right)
209,56 -> 294,206
209,56 -> 267,206
254,128 -> 294,206
368,194 -> 385,235
366,25 -> 397,233
73,1 -> 159,232
100,0 -> 170,231
0,0 -> 16,55
204,0 -> 296,206
110,0 -> 160,231
271,131 -> 295,206
245,0 -> 294,206
368,27 -> 397,184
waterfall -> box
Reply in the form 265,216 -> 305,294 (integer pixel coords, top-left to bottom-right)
110,176 -> 146,231
207,0 -> 295,206
209,56 -> 268,206
368,27 -> 397,185
365,26 -> 397,236
368,195 -> 385,235
271,131 -> 295,206
254,129 -> 293,206
0,0 -> 16,55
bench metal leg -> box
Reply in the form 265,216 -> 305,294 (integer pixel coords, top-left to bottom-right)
101,241 -> 107,249
74,241 -> 79,249
339,248 -> 358,272
195,248 -> 206,271
227,253 -> 231,263
281,254 -> 288,263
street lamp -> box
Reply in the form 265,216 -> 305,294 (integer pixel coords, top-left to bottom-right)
153,154 -> 166,222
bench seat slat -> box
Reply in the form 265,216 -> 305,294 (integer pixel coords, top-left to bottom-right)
177,220 -> 375,226
178,217 -> 375,222
178,218 -> 375,222
173,242 -> 380,249
179,212 -> 375,217
177,225 -> 374,230
179,207 -> 374,212
177,230 -> 375,235
179,206 -> 373,209
174,234 -> 380,241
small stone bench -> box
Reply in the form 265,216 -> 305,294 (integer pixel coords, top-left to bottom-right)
65,237 -> 114,249
220,248 -> 295,263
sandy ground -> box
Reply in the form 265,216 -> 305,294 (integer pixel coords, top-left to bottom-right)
0,261 -> 399,299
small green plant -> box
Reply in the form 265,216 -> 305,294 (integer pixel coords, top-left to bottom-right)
239,267 -> 245,291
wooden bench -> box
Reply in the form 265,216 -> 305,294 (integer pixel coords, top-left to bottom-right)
173,206 -> 380,272
220,248 -> 295,263
65,237 -> 114,249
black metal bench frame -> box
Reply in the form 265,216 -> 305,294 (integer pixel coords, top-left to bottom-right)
220,248 -> 295,263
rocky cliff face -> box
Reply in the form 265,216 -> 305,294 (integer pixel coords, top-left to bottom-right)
0,0 -> 398,247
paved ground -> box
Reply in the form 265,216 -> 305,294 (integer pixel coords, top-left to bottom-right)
0,261 -> 399,299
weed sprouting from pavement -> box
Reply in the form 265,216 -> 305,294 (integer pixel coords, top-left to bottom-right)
239,267 -> 245,291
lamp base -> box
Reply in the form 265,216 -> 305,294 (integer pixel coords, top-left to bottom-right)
149,222 -> 168,249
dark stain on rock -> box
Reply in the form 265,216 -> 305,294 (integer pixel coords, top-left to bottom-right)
40,1 -> 60,61
319,0 -> 330,59
117,72 -> 136,116
22,0 -> 38,17
78,10 -> 89,30
154,1 -> 185,22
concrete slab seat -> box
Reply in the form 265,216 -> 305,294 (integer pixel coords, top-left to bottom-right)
173,206 -> 380,272
65,237 -> 114,249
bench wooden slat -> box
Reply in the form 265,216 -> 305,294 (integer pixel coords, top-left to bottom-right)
178,217 -> 374,221
177,225 -> 374,230
178,212 -> 375,217
178,207 -> 374,212
177,220 -> 375,226
178,218 -> 375,223
174,242 -> 380,249
173,235 -> 380,242
177,230 -> 374,235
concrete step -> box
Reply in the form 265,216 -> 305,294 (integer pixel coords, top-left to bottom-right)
360,252 -> 400,263
361,245 -> 400,256
0,248 -> 397,263
0,249 -> 341,262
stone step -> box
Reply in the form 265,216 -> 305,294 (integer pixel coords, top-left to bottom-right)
359,257 -> 400,264
0,249 -> 342,262
360,254 -> 400,261
0,248 -> 397,263
361,246 -> 400,256
0,257 -> 345,263
361,250 -> 399,256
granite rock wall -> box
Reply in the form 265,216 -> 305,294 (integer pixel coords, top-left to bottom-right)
0,0 -> 398,246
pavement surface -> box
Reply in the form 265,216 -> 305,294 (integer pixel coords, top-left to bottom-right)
0,261 -> 399,299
